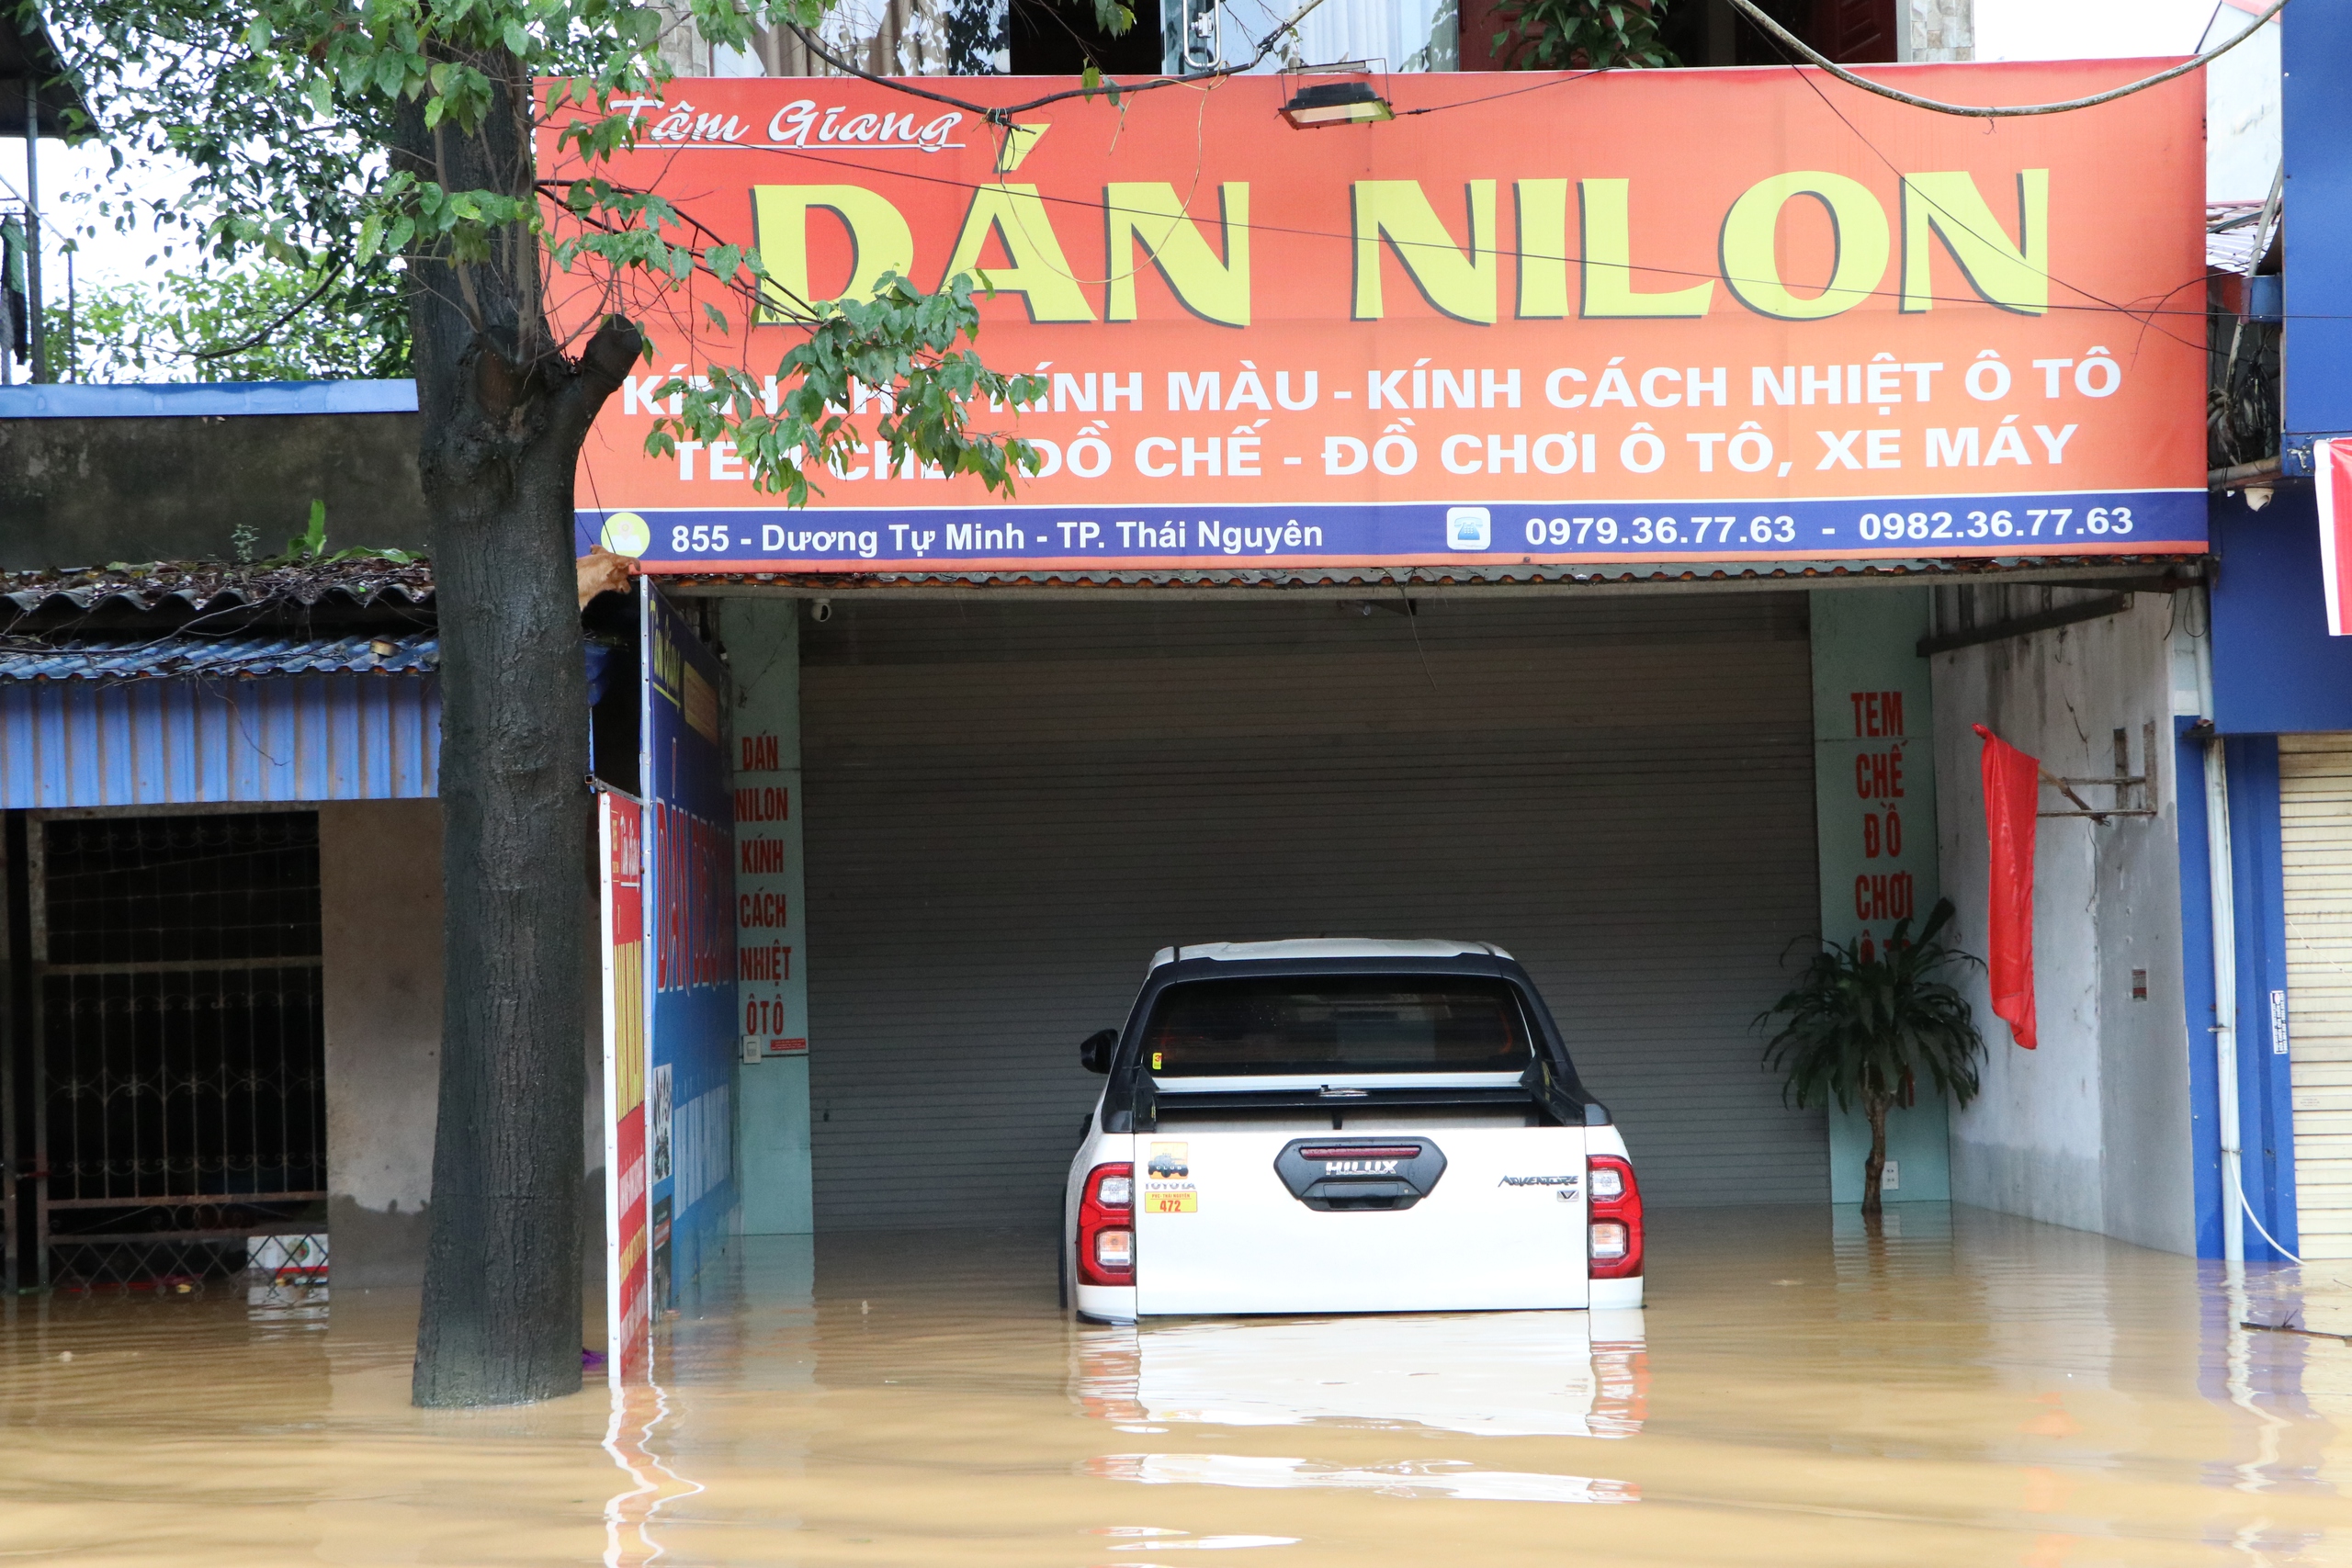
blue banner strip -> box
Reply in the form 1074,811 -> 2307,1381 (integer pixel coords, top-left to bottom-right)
580,490 -> 2205,570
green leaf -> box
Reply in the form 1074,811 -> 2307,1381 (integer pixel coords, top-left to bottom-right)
285,497 -> 328,559
372,51 -> 408,102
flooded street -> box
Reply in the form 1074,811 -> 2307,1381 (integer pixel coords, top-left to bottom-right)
3,1206 -> 2349,1568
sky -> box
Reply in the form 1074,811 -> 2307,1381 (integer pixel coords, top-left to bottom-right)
1974,0 -> 2224,62
1,2 -> 2254,302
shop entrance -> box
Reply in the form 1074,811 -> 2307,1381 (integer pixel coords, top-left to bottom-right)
775,590 -> 1828,1230
6,809 -> 329,1288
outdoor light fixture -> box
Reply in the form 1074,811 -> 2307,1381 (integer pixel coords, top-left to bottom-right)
1280,80 -> 1393,129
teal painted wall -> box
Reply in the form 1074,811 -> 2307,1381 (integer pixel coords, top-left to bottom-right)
1810,589 -> 1952,1204
725,598 -> 815,1235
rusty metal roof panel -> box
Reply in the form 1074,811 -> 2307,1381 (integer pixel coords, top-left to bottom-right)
0,559 -> 435,621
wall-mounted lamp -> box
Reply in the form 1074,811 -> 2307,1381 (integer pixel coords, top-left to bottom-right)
1280,80 -> 1393,129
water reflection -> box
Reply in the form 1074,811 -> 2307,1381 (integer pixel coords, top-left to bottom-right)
1073,1311 -> 1647,1438
1088,1451 -> 1638,1504
1069,1310 -> 1647,1508
0,1210 -> 2346,1566
602,1381 -> 701,1568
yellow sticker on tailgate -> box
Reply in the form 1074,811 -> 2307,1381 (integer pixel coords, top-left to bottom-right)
1143,1142 -> 1194,1211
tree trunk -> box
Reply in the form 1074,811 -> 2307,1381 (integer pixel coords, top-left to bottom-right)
1860,1090 -> 1891,1220
400,54 -> 640,1407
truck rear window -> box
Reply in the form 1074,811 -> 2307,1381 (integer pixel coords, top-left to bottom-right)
1139,976 -> 1534,1077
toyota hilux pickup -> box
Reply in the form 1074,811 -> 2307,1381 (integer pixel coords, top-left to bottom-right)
1063,940 -> 1643,1322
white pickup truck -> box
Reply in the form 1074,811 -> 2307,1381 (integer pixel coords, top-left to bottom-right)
1064,940 -> 1643,1322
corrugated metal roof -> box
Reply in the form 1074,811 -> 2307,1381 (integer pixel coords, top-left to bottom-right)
0,380 -> 419,420
2,673 -> 440,807
2210,200 -> 2273,275
0,633 -> 437,682
1,559 -> 434,620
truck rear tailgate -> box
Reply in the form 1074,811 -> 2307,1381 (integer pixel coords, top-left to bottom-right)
1135,1125 -> 1589,1314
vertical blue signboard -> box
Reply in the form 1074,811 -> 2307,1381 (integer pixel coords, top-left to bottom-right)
641,581 -> 738,1306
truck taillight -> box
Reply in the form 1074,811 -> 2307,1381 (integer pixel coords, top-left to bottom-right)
1587,1154 -> 1643,1280
1078,1161 -> 1135,1287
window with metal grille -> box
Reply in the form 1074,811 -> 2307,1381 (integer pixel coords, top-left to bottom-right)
28,812 -> 327,1290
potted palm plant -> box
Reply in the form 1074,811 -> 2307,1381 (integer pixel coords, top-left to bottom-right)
1758,899 -> 1988,1218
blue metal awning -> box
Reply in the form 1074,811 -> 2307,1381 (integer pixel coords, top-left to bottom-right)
1,635 -> 440,807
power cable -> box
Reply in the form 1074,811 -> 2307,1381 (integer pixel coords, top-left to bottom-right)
1751,48 -> 2209,355
2240,1185 -> 2304,1266
1719,0 -> 2290,118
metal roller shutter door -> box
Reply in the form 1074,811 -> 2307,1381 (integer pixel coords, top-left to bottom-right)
799,593 -> 1826,1231
2280,734 -> 2352,1260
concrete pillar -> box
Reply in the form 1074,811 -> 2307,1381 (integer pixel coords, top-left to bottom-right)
320,799 -> 444,1286
1811,588 -> 1952,1205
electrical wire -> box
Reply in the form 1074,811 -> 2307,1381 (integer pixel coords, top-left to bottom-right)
1750,50 -> 2208,355
2240,1185 -> 2304,1266
1719,0 -> 2290,118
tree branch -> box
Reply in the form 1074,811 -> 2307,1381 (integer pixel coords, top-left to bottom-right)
555,312 -> 644,445
185,263 -> 346,361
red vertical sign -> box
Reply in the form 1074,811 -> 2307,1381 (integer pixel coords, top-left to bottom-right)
601,791 -> 652,1382
2315,438 -> 2352,637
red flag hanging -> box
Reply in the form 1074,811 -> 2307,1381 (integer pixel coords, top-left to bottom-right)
1974,724 -> 2040,1050
2318,437 -> 2352,637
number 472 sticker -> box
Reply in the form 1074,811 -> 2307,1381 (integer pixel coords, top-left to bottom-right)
1144,1142 -> 1197,1213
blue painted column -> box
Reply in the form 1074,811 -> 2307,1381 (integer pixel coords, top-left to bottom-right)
2283,0 -> 2352,470
1811,589 -> 1951,1204
2177,721 -> 2301,1261
2224,738 -> 2300,1259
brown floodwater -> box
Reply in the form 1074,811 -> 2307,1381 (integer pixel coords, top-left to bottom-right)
3,1205 -> 2348,1568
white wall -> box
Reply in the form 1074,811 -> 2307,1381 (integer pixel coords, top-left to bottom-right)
1973,0 -> 2214,62
321,800 -> 445,1285
2201,7 -> 2280,206
1972,0 -> 2278,204
1905,0 -> 1974,61
321,799 -> 610,1287
1930,592 -> 2197,1254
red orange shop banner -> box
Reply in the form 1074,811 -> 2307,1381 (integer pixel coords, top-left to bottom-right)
556,62 -> 2208,573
